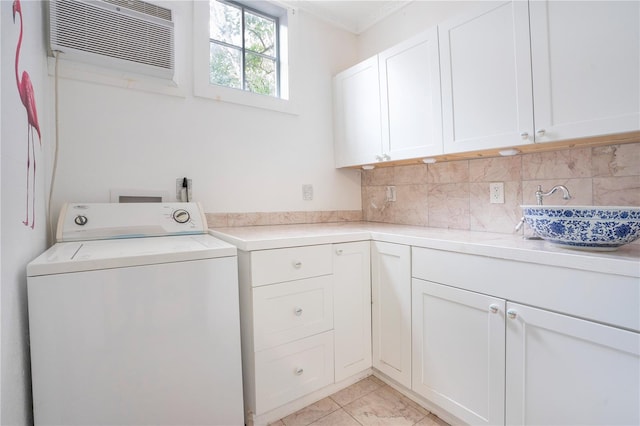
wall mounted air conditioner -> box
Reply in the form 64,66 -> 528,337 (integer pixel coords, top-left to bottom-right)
49,0 -> 175,79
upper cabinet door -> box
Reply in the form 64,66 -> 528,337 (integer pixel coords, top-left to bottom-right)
440,1 -> 533,153
333,56 -> 382,168
529,1 -> 640,143
379,28 -> 443,160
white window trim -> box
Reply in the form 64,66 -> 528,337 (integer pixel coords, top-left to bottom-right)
193,0 -> 299,115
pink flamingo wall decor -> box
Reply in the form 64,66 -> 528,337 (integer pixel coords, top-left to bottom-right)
13,0 -> 41,229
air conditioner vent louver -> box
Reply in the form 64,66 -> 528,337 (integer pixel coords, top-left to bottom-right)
49,0 -> 174,79
102,0 -> 172,21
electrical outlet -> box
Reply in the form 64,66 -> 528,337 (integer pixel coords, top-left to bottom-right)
490,182 -> 504,204
385,186 -> 396,202
176,178 -> 193,202
302,184 -> 313,201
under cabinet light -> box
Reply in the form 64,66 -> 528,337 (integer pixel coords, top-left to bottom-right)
499,149 -> 520,156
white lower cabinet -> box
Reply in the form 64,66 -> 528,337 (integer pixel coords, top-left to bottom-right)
333,241 -> 372,382
412,247 -> 640,426
238,246 -> 336,420
236,238 -> 638,425
505,302 -> 640,426
239,242 -> 374,422
412,279 -> 505,425
371,241 -> 411,388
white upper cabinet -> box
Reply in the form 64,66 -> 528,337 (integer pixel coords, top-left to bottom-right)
334,28 -> 442,167
333,56 -> 382,168
440,0 -> 640,153
529,1 -> 640,142
439,1 -> 533,153
335,1 -> 639,165
379,28 -> 443,160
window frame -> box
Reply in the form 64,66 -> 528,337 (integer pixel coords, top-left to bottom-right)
193,0 -> 298,115
209,0 -> 281,97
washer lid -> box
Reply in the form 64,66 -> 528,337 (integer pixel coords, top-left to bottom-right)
27,234 -> 236,276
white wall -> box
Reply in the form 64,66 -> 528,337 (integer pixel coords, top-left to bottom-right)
51,1 -> 361,217
357,1 -> 477,60
0,4 -> 3,421
1,1 -> 49,424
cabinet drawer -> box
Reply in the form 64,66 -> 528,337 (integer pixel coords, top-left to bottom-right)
254,331 -> 334,415
253,275 -> 333,351
250,245 -> 332,287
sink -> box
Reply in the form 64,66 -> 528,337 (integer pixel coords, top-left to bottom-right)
521,205 -> 640,251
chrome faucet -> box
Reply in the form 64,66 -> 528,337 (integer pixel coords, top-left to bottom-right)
535,185 -> 572,205
515,184 -> 572,235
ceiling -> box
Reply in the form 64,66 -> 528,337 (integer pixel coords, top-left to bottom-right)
283,1 -> 414,34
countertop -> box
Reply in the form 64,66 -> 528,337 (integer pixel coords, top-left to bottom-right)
210,222 -> 640,278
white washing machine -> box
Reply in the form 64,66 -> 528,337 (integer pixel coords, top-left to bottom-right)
27,202 -> 244,426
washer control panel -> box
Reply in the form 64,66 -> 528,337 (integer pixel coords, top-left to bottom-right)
57,202 -> 208,242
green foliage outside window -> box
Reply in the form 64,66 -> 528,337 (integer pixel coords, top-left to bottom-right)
209,0 -> 278,97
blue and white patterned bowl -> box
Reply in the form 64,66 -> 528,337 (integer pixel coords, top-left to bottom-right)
521,205 -> 640,251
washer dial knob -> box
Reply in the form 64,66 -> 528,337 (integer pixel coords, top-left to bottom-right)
172,209 -> 191,224
74,215 -> 88,226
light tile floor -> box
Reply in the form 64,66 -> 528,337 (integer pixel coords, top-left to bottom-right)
269,376 -> 450,426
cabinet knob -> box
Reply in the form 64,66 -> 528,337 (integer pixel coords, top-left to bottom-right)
520,131 -> 529,139
489,304 -> 499,313
294,307 -> 303,316
336,249 -> 343,255
293,260 -> 302,269
507,309 -> 518,319
536,129 -> 546,137
294,367 -> 304,376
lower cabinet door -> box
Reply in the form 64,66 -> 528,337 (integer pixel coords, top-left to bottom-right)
371,241 -> 412,388
333,241 -> 372,382
412,279 -> 506,426
506,302 -> 640,426
254,331 -> 334,415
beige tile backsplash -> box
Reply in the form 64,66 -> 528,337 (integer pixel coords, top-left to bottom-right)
362,142 -> 640,234
206,210 -> 363,228
207,142 -> 639,233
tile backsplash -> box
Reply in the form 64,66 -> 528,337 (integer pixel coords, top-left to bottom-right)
207,141 -> 639,233
362,142 -> 640,234
206,210 -> 363,228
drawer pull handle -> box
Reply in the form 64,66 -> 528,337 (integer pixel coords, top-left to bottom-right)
336,249 -> 343,255
294,307 -> 303,316
294,367 -> 304,376
293,261 -> 302,269
489,304 -> 499,314
507,309 -> 518,320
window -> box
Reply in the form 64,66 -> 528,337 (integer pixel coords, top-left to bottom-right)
209,0 -> 280,97
193,0 -> 296,114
